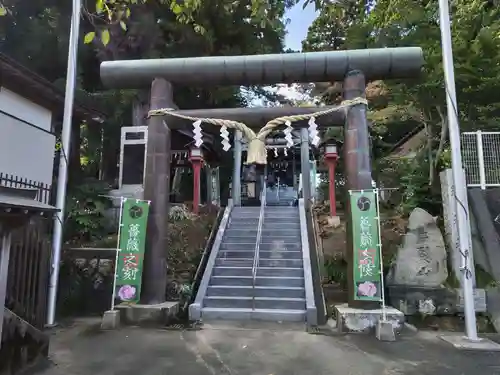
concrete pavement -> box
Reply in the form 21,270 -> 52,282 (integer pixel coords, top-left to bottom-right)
40,319 -> 500,375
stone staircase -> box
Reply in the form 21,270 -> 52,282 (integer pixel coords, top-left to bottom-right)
197,206 -> 308,322
265,186 -> 297,206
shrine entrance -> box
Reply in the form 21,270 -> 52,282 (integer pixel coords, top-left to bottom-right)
100,48 -> 424,318
240,133 -> 309,207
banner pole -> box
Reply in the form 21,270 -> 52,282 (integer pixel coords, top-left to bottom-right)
374,188 -> 387,321
110,197 -> 126,311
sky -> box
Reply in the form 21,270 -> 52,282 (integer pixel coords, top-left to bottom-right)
284,2 -> 318,51
244,2 -> 318,105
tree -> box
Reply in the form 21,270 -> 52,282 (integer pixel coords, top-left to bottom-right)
0,0 -> 294,185
0,0 -> 297,46
303,0 -> 500,212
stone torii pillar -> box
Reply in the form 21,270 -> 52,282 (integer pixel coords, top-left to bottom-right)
141,78 -> 172,304
343,70 -> 379,309
100,48 -> 424,310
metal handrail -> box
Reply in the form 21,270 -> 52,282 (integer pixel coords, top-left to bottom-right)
251,185 -> 266,308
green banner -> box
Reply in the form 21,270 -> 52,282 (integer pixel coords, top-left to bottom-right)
114,199 -> 150,305
349,189 -> 382,301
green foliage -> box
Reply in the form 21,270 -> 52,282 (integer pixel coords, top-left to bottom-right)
0,0 -> 293,192
304,0 -> 500,215
64,178 -> 113,244
166,210 -> 217,301
324,256 -> 348,289
376,154 -> 443,216
169,205 -> 195,221
398,158 -> 442,216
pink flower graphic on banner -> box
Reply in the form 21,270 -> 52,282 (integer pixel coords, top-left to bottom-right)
118,285 -> 136,301
357,281 -> 377,297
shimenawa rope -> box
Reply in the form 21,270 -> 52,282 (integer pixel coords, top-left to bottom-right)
148,97 -> 368,165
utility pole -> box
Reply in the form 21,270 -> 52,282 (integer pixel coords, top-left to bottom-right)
437,0 -> 478,342
46,0 -> 81,326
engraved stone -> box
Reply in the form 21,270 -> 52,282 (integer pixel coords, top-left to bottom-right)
389,208 -> 448,287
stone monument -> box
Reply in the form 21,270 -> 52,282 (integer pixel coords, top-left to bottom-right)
390,207 -> 448,286
387,208 -> 456,315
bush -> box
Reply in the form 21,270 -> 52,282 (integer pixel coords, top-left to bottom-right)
64,178 -> 113,244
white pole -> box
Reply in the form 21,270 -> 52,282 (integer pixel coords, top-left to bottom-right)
374,189 -> 387,321
476,131 -> 486,190
46,0 -> 82,326
438,0 -> 478,341
110,197 -> 125,311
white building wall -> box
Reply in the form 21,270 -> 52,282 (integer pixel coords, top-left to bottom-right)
0,88 -> 52,131
0,87 -> 55,186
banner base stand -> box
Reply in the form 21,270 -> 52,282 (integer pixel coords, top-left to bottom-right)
334,303 -> 404,335
114,302 -> 180,327
376,320 -> 396,341
101,310 -> 120,330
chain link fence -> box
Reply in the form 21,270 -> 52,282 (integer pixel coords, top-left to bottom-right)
461,131 -> 500,188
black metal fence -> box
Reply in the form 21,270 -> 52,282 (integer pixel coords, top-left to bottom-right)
0,172 -> 52,204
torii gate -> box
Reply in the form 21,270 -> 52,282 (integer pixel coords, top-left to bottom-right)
100,47 -> 423,309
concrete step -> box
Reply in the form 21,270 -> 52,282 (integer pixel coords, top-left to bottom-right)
218,251 -> 301,260
259,258 -> 303,268
225,230 -> 257,237
254,297 -> 305,310
228,223 -> 259,229
209,275 -> 304,287
220,243 -> 255,251
206,285 -> 305,298
230,218 -> 259,222
229,218 -> 259,224
233,208 -> 260,213
225,229 -> 300,237
210,276 -> 253,286
203,296 -> 252,308
215,258 -> 303,268
260,242 -> 301,251
261,230 -> 300,236
220,242 -> 301,251
259,251 -> 302,259
255,276 -> 304,287
217,250 -> 255,259
213,267 -> 253,277
260,238 -> 301,245
221,237 -> 260,243
261,236 -> 301,242
215,258 -> 254,267
260,223 -> 300,229
257,267 -> 303,277
263,217 -> 299,223
212,267 -> 302,278
203,296 -> 306,310
201,307 -> 306,322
